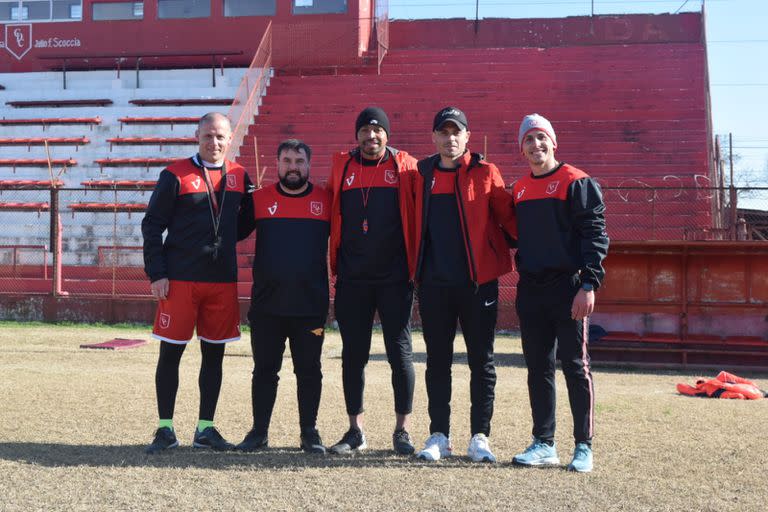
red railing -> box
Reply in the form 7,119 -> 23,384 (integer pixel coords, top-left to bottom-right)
226,21 -> 273,162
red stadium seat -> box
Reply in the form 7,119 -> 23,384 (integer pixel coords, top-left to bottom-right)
0,158 -> 76,172
0,202 -> 50,211
81,180 -> 156,190
118,117 -> 198,130
6,99 -> 112,108
129,98 -> 233,106
0,180 -> 64,189
0,117 -> 101,129
106,137 -> 196,150
69,202 -> 147,213
0,137 -> 89,149
94,158 -> 177,171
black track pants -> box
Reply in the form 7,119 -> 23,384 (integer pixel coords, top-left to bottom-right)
334,281 -> 415,416
516,274 -> 595,445
418,280 -> 498,437
248,312 -> 325,434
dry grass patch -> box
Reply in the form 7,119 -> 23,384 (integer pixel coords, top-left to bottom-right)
1,322 -> 767,511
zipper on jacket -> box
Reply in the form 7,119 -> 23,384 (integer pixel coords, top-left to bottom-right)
454,160 -> 479,290
414,157 -> 435,282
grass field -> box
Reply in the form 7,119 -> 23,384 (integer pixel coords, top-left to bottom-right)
1,322 -> 766,511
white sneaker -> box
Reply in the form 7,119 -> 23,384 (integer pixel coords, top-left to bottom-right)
467,433 -> 496,463
417,432 -> 452,461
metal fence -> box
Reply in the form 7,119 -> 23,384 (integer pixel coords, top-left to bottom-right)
0,185 -> 766,298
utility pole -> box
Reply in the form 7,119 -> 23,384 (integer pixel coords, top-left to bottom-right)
474,0 -> 480,35
729,132 -> 737,239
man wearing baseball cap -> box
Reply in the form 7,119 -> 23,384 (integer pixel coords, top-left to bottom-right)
412,107 -> 517,462
326,107 -> 419,455
511,114 -> 609,472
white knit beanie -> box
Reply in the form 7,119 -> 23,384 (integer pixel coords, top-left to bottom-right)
518,114 -> 557,152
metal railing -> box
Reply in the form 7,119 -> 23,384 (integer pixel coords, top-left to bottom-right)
375,0 -> 390,74
226,21 -> 273,163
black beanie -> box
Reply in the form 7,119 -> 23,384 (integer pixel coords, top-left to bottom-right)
355,106 -> 390,136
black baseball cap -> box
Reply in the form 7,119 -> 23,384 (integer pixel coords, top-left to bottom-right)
433,106 -> 468,131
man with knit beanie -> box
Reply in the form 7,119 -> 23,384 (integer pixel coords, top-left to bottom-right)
326,107 -> 419,455
511,113 -> 609,473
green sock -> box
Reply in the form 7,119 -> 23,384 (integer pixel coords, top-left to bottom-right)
158,419 -> 174,431
197,419 -> 214,432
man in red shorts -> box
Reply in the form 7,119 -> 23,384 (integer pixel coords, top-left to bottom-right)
141,112 -> 253,454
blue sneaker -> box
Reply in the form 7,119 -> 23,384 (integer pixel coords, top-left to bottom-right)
567,443 -> 593,473
512,438 -> 560,467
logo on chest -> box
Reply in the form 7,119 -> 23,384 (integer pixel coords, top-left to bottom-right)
226,174 -> 237,189
384,169 -> 398,185
191,177 -> 202,190
310,201 -> 323,216
545,181 -> 560,195
516,187 -> 526,200
268,202 -> 278,216
345,173 -> 355,187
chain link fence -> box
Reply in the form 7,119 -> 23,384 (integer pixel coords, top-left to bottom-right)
0,184 -> 766,298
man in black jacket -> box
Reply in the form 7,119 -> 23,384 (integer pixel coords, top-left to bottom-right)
142,112 -> 252,454
510,114 -> 609,473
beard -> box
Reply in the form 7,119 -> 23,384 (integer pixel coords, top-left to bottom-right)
280,171 -> 308,190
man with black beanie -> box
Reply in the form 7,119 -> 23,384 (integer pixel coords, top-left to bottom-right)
326,106 -> 419,455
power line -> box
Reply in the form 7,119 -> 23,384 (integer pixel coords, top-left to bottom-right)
391,0 -> 713,6
674,0 -> 692,14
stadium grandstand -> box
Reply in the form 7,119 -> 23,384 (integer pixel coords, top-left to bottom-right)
0,0 -> 766,368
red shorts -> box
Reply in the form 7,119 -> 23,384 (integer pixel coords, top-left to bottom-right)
151,280 -> 241,344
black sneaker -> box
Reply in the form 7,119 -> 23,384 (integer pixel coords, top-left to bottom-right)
328,428 -> 367,455
193,426 -> 235,451
393,428 -> 415,455
300,428 -> 326,454
145,427 -> 179,454
235,429 -> 269,452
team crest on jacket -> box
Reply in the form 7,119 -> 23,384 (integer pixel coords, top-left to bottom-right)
310,201 -> 323,216
345,173 -> 355,187
516,187 -> 525,200
384,169 -> 398,184
546,181 -> 560,195
226,174 -> 237,189
191,177 -> 202,190
268,202 -> 278,215
159,313 -> 171,329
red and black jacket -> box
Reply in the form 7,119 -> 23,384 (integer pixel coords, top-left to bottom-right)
512,162 -> 608,288
142,156 -> 252,284
238,182 -> 330,318
327,146 -> 418,283
413,151 -> 517,286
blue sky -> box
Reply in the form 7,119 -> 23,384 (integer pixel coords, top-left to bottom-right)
389,0 -> 768,186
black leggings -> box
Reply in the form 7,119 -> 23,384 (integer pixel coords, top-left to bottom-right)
155,340 -> 226,422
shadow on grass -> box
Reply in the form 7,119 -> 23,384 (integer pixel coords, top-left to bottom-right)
365,352 -> 528,368
0,443 -> 503,469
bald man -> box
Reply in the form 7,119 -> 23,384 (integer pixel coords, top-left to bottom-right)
142,112 -> 254,454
